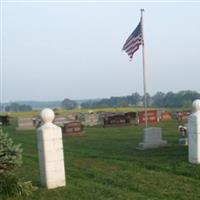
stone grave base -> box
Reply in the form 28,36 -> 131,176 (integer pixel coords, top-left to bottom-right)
137,127 -> 168,150
179,138 -> 188,145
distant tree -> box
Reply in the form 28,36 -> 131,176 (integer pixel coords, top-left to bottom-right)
175,90 -> 200,108
19,104 -> 32,111
152,92 -> 165,107
163,92 -> 175,107
142,93 -> 152,107
61,98 -> 77,109
131,92 -> 142,105
5,103 -> 32,112
156,90 -> 200,108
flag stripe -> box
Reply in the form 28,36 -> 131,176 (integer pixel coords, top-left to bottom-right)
126,44 -> 140,56
124,38 -> 142,53
123,36 -> 141,50
128,45 -> 139,58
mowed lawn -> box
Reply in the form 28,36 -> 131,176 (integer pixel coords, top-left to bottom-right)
3,119 -> 200,200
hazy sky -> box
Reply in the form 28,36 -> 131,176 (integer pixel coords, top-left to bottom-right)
1,1 -> 200,101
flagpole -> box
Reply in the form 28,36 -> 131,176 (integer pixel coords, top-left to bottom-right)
140,9 -> 148,128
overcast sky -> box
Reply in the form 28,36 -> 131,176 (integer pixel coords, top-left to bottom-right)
1,1 -> 200,102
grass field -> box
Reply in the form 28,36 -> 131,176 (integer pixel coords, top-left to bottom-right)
2,117 -> 200,200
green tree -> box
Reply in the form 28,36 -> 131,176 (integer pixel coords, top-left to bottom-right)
61,98 -> 77,109
152,92 -> 165,107
5,103 -> 32,112
0,130 -> 22,174
142,93 -> 152,106
131,92 -> 142,105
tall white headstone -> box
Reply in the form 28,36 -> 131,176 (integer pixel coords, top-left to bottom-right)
37,108 -> 66,189
189,100 -> 200,164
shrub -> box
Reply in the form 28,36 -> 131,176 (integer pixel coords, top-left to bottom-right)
0,130 -> 22,174
0,126 -> 37,197
0,174 -> 35,197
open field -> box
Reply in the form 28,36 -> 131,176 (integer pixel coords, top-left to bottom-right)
2,116 -> 200,200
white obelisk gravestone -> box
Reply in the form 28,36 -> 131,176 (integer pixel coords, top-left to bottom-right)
189,99 -> 200,164
37,108 -> 66,189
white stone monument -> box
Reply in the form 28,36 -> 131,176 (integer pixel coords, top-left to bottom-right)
189,99 -> 200,164
137,127 -> 167,150
37,108 -> 66,189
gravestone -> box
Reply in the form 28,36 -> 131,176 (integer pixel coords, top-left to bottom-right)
139,110 -> 158,124
161,111 -> 172,121
177,111 -> 190,123
37,108 -> 66,189
66,113 -> 78,121
83,113 -> 100,126
103,114 -> 129,128
124,112 -> 137,124
178,124 -> 188,145
189,100 -> 200,164
0,115 -> 10,126
16,117 -> 35,130
53,117 -> 68,127
62,121 -> 84,136
137,127 -> 167,149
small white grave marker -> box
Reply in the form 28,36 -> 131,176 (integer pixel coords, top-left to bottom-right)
37,108 -> 66,189
189,100 -> 200,164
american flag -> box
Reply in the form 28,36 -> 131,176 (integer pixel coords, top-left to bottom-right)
122,20 -> 143,60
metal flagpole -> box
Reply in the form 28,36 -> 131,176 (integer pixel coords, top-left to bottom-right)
140,9 -> 148,128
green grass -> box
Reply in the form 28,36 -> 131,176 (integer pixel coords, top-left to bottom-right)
2,118 -> 200,200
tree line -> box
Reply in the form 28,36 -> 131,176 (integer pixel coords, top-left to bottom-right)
5,103 -> 32,112
79,90 -> 200,109
4,90 -> 200,111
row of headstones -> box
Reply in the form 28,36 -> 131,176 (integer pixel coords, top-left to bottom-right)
16,113 -> 101,130
37,100 -> 200,189
17,110 -> 179,131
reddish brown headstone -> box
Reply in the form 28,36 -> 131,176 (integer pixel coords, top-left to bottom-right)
139,110 -> 158,124
177,111 -> 190,123
161,112 -> 172,121
62,121 -> 84,136
103,114 -> 129,128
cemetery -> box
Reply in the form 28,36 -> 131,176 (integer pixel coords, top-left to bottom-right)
1,105 -> 200,200
1,3 -> 200,199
